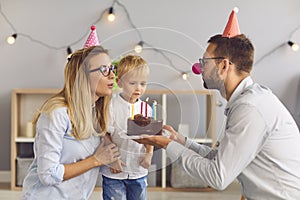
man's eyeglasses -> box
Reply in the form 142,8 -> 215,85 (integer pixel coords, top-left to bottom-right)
199,57 -> 225,68
89,65 -> 115,77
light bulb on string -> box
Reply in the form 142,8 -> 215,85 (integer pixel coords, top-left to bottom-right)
107,7 -> 115,22
292,44 -> 299,51
7,33 -> 17,45
134,41 -> 144,53
182,72 -> 189,80
288,41 -> 299,52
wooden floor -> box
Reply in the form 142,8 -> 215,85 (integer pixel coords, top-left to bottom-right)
0,182 -> 243,199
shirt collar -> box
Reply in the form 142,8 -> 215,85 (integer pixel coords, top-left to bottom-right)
224,76 -> 253,116
117,93 -> 141,106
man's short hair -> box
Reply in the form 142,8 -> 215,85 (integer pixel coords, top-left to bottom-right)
208,34 -> 254,73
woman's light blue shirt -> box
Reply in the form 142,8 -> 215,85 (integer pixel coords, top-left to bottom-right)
21,107 -> 101,200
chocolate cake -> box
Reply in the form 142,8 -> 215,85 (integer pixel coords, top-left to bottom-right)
127,114 -> 163,136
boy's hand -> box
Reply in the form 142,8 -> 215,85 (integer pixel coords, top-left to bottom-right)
140,152 -> 153,169
110,159 -> 126,174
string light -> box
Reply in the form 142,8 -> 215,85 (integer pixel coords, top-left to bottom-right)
288,41 -> 299,52
134,41 -> 143,53
182,72 -> 189,80
0,0 -> 193,76
255,24 -> 300,65
7,33 -> 17,45
107,7 -> 116,22
0,2 -> 101,50
0,1 -> 184,73
110,0 -> 191,74
4,1 -> 298,74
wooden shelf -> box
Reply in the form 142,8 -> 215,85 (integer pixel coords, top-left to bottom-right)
15,137 -> 35,143
11,88 -> 60,190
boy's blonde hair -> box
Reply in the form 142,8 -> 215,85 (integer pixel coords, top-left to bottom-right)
117,55 -> 149,79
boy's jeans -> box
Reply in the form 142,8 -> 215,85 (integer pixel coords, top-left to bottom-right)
102,175 -> 147,200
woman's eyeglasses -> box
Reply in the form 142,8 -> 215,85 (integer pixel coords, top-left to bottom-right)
89,65 -> 115,77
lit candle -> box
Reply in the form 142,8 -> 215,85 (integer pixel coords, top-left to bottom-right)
145,97 -> 149,118
131,104 -> 134,119
141,101 -> 143,115
152,100 -> 157,120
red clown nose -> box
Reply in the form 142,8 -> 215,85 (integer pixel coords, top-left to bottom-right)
192,63 -> 202,75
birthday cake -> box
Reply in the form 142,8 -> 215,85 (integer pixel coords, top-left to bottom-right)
127,114 -> 163,136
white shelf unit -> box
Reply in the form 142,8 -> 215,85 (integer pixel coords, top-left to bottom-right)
11,88 -> 216,190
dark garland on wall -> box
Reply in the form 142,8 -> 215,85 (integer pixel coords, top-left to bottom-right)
0,1 -> 299,78
0,0 -> 191,80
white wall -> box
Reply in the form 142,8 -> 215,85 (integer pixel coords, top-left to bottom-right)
1,0 -> 300,170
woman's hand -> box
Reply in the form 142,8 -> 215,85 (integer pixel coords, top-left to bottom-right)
93,142 -> 120,166
63,142 -> 119,180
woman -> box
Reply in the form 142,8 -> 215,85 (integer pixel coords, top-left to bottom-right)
21,46 -> 120,199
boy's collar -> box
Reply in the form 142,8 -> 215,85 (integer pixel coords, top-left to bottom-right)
119,93 -> 138,104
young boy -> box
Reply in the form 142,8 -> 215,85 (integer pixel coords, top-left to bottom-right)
101,55 -> 154,200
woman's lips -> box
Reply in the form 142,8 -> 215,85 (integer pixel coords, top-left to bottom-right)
107,83 -> 114,88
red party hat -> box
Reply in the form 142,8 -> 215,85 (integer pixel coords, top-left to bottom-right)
222,10 -> 240,38
83,25 -> 100,48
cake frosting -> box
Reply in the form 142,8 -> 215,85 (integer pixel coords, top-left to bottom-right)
127,114 -> 162,136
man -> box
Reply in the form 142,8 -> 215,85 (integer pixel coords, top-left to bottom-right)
136,10 -> 300,199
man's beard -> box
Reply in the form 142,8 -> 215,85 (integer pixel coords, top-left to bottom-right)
202,68 -> 226,98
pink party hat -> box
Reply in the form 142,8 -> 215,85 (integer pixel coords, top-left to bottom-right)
83,25 -> 100,48
222,10 -> 240,38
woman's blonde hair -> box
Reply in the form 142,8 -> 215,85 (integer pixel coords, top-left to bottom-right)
117,55 -> 149,79
33,46 -> 111,140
